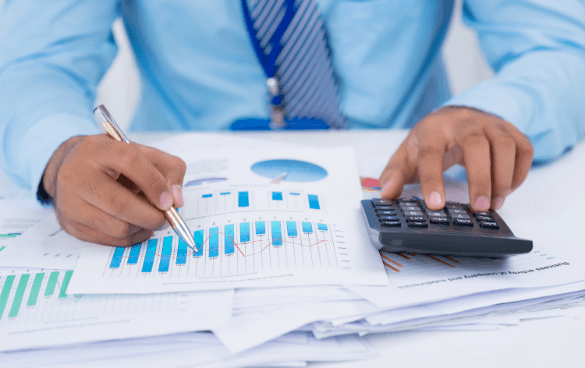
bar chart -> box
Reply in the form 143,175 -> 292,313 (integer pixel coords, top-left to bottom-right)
181,188 -> 325,218
0,270 -> 189,327
103,218 -> 340,279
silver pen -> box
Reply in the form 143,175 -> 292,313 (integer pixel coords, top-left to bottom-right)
94,105 -> 198,252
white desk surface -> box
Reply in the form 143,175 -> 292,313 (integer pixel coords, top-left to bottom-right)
1,129 -> 584,367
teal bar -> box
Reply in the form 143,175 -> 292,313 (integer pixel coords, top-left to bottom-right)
44,271 -> 60,296
272,192 -> 283,201
238,191 -> 249,207
286,221 -> 297,237
209,227 -> 219,257
225,224 -> 235,255
158,236 -> 173,272
302,222 -> 313,233
0,246 -> 5,252
271,221 -> 282,246
308,194 -> 320,209
27,273 -> 45,307
59,271 -> 73,298
194,230 -> 204,257
9,274 -> 30,318
128,243 -> 142,264
0,275 -> 16,320
240,222 -> 250,243
109,247 -> 126,268
255,221 -> 265,235
202,194 -> 212,198
317,223 -> 328,231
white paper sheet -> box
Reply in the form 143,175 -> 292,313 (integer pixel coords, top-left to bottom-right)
0,268 -> 233,352
67,147 -> 388,294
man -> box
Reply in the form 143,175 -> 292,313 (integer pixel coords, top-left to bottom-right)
0,0 -> 583,247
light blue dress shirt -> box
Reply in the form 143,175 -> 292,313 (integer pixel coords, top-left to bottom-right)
0,0 -> 584,193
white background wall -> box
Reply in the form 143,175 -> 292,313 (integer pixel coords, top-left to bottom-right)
1,0 -> 494,130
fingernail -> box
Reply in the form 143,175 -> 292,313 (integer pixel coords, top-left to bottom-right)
160,191 -> 173,210
493,197 -> 505,211
172,185 -> 184,207
428,192 -> 443,208
474,196 -> 490,211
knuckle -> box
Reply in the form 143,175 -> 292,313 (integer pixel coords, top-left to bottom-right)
462,131 -> 488,147
495,134 -> 516,151
144,213 -> 166,231
119,147 -> 142,169
417,146 -> 441,160
109,194 -> 130,217
111,221 -> 132,239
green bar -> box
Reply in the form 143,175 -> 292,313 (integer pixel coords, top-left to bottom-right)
0,275 -> 16,319
45,271 -> 60,297
0,246 -> 5,251
9,274 -> 30,318
59,271 -> 73,298
27,273 -> 45,307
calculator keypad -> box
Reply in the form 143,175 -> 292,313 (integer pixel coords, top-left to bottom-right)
372,198 -> 501,231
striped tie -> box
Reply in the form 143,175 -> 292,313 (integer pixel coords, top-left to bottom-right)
243,0 -> 345,129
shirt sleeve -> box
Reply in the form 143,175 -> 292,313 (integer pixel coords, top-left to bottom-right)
0,0 -> 120,192
443,0 -> 585,162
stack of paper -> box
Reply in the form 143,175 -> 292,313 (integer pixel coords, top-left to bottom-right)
0,134 -> 584,367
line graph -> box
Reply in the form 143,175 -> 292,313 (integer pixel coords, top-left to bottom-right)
103,219 -> 340,279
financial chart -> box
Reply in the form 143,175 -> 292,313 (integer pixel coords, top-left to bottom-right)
104,217 -> 340,279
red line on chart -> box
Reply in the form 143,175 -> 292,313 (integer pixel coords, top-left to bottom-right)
380,253 -> 403,267
382,261 -> 400,272
114,231 -> 329,261
428,255 -> 455,267
444,256 -> 460,263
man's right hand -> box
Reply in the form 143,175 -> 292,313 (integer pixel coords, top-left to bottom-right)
42,134 -> 187,247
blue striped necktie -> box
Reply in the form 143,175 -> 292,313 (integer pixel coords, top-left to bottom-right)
242,0 -> 345,129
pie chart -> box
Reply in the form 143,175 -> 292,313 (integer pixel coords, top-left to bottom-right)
251,159 -> 328,182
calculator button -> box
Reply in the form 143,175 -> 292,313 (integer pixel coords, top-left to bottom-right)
375,205 -> 395,211
453,219 -> 473,227
450,213 -> 471,220
406,216 -> 425,222
429,217 -> 450,225
373,199 -> 393,205
379,215 -> 399,221
479,221 -> 500,229
445,203 -> 464,209
381,220 -> 401,227
426,211 -> 447,217
476,215 -> 494,221
474,212 -> 491,216
404,211 -> 424,217
447,208 -> 467,214
377,210 -> 397,216
408,221 -> 428,228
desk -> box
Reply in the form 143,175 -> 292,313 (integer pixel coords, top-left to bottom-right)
1,130 -> 584,367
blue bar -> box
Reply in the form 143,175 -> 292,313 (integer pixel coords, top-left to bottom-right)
202,194 -> 212,198
109,247 -> 125,268
142,239 -> 158,272
308,194 -> 320,209
255,221 -> 265,235
240,222 -> 250,243
238,192 -> 249,207
317,223 -> 328,231
194,230 -> 204,257
290,192 -> 300,195
220,192 -> 230,195
177,238 -> 187,265
302,222 -> 313,233
158,236 -> 173,272
209,227 -> 219,257
272,192 -> 283,201
271,221 -> 283,246
286,221 -> 297,237
225,224 -> 235,255
128,243 -> 142,264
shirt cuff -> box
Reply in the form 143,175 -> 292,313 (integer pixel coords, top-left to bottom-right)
18,114 -> 100,201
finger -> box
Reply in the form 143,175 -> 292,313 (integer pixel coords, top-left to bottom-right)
138,145 -> 187,207
68,169 -> 166,231
56,207 -> 153,247
57,193 -> 143,239
416,130 -> 447,210
379,136 -> 414,199
94,138 -> 174,211
455,125 -> 492,212
501,123 -> 534,191
482,123 -> 516,210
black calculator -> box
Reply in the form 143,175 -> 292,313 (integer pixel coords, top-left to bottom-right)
361,198 -> 533,257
